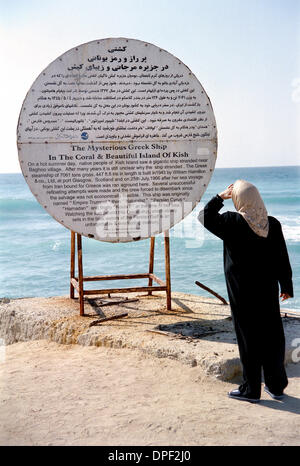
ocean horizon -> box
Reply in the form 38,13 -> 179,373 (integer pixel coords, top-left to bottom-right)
0,165 -> 299,311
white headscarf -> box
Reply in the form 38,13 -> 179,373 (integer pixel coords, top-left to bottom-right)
232,180 -> 269,238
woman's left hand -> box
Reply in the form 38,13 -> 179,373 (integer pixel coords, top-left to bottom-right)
218,184 -> 234,200
280,293 -> 291,301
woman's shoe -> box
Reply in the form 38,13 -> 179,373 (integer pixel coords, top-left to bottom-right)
264,386 -> 284,400
228,389 -> 260,403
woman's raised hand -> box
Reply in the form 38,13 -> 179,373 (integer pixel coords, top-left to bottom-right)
280,293 -> 291,302
218,184 -> 234,200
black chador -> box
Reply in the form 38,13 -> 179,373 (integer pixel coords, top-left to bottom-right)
198,189 -> 293,400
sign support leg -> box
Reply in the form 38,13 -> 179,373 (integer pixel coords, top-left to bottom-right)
164,232 -> 172,310
70,231 -> 76,299
77,233 -> 84,316
148,236 -> 155,295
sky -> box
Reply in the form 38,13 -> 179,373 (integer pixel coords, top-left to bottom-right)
0,0 -> 299,172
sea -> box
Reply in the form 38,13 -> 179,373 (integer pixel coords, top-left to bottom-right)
0,166 -> 299,312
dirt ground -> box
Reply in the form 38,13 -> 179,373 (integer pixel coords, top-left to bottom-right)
0,340 -> 299,446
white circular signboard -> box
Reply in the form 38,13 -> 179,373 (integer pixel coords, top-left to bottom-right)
17,38 -> 217,242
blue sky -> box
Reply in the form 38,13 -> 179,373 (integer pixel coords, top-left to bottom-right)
0,0 -> 299,171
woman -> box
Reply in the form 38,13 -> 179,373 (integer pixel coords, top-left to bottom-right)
198,180 -> 293,403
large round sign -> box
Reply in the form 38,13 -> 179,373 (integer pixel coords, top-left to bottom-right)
17,38 -> 217,242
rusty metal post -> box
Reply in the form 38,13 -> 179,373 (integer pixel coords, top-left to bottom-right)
164,231 -> 171,310
70,231 -> 76,299
77,233 -> 84,316
148,236 -> 155,295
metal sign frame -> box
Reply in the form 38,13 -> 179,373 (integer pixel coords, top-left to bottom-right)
70,231 -> 171,315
